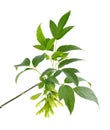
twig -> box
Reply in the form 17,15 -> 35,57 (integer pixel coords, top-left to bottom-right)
0,83 -> 39,108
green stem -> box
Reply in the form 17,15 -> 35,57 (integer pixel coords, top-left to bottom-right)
0,83 -> 39,109
33,67 -> 42,75
52,40 -> 58,69
54,40 -> 57,52
46,51 -> 54,68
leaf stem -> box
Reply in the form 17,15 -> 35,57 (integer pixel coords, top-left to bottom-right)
52,40 -> 58,69
0,83 -> 39,109
46,51 -> 54,68
33,67 -> 42,75
54,40 -> 57,52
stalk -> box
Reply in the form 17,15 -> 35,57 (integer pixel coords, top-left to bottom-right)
52,40 -> 58,69
0,83 -> 39,108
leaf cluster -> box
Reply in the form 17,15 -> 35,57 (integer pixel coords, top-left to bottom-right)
15,11 -> 99,117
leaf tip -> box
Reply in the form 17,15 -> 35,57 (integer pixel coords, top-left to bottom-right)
14,65 -> 18,70
65,10 -> 71,16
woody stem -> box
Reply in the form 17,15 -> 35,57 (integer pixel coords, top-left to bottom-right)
0,83 -> 39,108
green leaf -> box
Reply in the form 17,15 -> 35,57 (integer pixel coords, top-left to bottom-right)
32,53 -> 45,67
15,68 -> 33,83
33,45 -> 45,51
30,93 -> 42,100
51,90 -> 58,98
46,38 -> 55,50
46,76 -> 59,84
62,68 -> 79,86
78,77 -> 92,87
62,68 -> 79,73
58,58 -> 82,68
38,82 -> 44,89
64,77 -> 73,83
58,11 -> 71,29
45,83 -> 55,91
36,24 -> 46,46
52,51 -> 68,60
45,38 -> 54,51
74,86 -> 99,105
57,26 -> 74,39
14,58 -> 30,70
88,82 -> 92,87
33,38 -> 54,51
50,20 -> 58,38
58,85 -> 75,114
54,70 -> 62,77
57,45 -> 82,52
50,11 -> 72,40
78,77 -> 86,82
45,54 -> 50,60
65,76 -> 88,84
41,68 -> 55,77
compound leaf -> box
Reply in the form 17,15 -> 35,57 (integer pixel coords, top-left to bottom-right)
57,26 -> 74,39
46,38 -> 55,50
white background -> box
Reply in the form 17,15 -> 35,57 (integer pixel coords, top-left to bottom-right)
0,0 -> 110,129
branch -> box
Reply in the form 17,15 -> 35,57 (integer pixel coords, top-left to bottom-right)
0,83 -> 39,108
